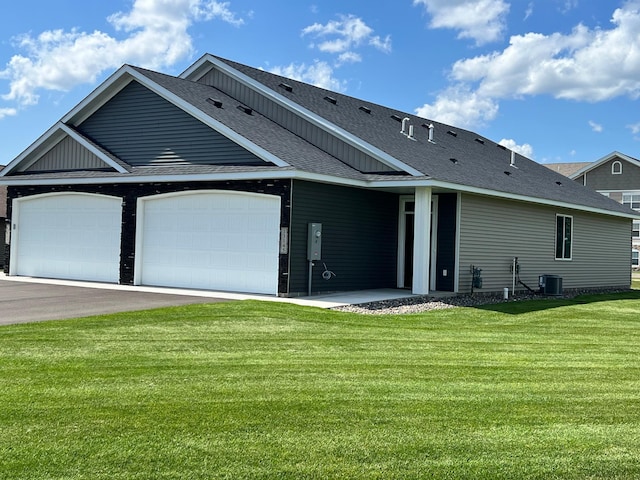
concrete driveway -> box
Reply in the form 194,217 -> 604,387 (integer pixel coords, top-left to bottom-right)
0,276 -> 227,325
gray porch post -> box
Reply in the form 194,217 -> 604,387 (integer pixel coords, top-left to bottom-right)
412,186 -> 431,295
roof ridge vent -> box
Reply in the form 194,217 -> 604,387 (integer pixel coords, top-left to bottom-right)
237,104 -> 253,115
207,98 -> 223,108
324,95 -> 337,105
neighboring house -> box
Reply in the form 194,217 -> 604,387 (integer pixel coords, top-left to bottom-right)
0,54 -> 635,296
553,152 -> 640,269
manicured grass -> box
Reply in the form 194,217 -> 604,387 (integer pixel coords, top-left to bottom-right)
2,292 -> 640,479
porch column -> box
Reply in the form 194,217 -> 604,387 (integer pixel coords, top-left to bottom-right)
412,186 -> 431,295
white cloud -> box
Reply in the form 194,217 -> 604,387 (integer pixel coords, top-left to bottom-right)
588,120 -> 603,132
450,2 -> 640,102
499,138 -> 534,159
269,61 -> 346,92
0,107 -> 17,119
414,84 -> 499,128
0,0 -> 245,108
413,0 -> 510,45
302,14 -> 392,59
627,122 -> 640,135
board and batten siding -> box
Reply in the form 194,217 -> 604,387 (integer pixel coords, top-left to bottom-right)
199,69 -> 395,173
458,193 -> 631,293
289,180 -> 398,295
78,81 -> 265,167
19,137 -> 107,172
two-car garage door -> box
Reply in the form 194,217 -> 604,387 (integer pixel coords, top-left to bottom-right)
11,191 -> 281,295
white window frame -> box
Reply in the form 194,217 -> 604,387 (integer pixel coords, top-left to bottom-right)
622,193 -> 640,210
612,160 -> 623,175
555,214 -> 573,261
633,221 -> 640,239
633,249 -> 639,267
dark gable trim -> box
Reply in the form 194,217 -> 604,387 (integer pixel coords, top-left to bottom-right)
6,180 -> 292,294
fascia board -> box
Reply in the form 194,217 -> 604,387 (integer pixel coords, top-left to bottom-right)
195,56 -> 425,177
2,167 -> 636,219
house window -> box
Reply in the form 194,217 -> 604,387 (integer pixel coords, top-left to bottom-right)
633,250 -> 639,267
612,161 -> 623,175
634,221 -> 640,239
622,193 -> 640,210
555,215 -> 573,260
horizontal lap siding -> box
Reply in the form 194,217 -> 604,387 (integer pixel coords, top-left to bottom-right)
458,194 -> 631,293
78,81 -> 264,166
289,180 -> 398,295
22,137 -> 106,172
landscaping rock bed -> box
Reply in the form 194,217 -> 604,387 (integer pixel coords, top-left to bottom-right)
333,288 -> 632,315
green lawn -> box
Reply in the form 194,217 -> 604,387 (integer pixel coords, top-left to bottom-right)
2,292 -> 640,479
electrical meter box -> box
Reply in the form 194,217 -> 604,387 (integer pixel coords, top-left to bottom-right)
307,223 -> 322,260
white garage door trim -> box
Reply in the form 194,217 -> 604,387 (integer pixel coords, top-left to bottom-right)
134,190 -> 281,295
10,192 -> 122,283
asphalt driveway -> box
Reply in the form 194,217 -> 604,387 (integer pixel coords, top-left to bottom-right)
0,278 -> 227,325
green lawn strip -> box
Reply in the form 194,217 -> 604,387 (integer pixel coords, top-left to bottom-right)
1,297 -> 640,479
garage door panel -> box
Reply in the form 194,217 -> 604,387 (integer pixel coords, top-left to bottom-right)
137,191 -> 280,294
14,194 -> 122,283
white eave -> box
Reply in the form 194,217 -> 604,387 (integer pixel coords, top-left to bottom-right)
181,54 -> 425,177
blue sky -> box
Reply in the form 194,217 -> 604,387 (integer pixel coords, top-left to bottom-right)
2,0 -> 640,166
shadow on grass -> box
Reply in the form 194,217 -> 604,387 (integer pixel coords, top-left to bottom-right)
474,290 -> 640,315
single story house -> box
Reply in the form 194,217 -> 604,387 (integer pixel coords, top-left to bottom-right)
0,54 -> 635,296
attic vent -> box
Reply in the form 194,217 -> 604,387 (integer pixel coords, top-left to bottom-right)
475,138 -> 485,144
504,170 -> 512,176
556,181 -> 563,186
207,98 -> 223,108
359,106 -> 372,114
497,144 -> 507,150
324,96 -> 337,105
391,114 -> 402,122
450,158 -> 459,164
447,130 -> 457,137
237,105 -> 253,115
279,82 -> 293,92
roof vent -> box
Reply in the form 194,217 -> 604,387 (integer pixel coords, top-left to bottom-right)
510,150 -> 517,168
237,105 -> 253,115
422,123 -> 436,143
207,98 -> 223,108
556,181 -> 563,186
401,117 -> 410,135
408,124 -> 416,141
497,144 -> 507,150
279,82 -> 293,92
450,157 -> 458,164
504,170 -> 512,176
447,130 -> 457,137
475,138 -> 485,144
324,95 -> 337,105
359,106 -> 372,114
391,114 -> 402,122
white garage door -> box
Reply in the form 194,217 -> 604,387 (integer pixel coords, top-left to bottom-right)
12,193 -> 122,283
136,191 -> 281,295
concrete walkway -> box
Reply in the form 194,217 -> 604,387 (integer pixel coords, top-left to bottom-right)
0,272 -> 419,325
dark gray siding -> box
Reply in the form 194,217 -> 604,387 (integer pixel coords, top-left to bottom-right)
584,159 -> 640,190
78,81 -> 266,167
200,69 -> 396,173
19,137 -> 107,172
435,193 -> 457,291
458,193 -> 631,293
289,180 -> 398,295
